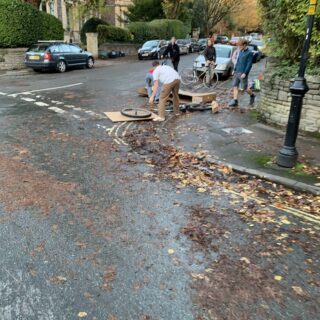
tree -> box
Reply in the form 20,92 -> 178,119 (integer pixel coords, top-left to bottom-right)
24,0 -> 41,8
127,0 -> 164,22
162,0 -> 193,23
259,0 -> 320,64
232,0 -> 261,32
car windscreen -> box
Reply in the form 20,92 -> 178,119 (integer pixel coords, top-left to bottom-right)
27,44 -> 49,52
143,41 -> 159,48
215,46 -> 231,58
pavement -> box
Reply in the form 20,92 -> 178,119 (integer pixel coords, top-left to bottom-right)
0,53 -> 319,320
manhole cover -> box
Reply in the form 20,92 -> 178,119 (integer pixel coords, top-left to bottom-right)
222,127 -> 253,135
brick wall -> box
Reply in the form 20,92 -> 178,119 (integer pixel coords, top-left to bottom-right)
259,74 -> 320,133
0,48 -> 27,70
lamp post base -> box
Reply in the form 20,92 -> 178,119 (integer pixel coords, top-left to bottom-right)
277,146 -> 298,168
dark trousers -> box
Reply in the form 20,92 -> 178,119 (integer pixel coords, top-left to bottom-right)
172,59 -> 180,72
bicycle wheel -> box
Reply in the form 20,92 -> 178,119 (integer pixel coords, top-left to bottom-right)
121,108 -> 152,119
180,68 -> 198,85
203,70 -> 219,89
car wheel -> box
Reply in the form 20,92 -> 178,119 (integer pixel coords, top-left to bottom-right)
33,69 -> 42,73
138,55 -> 142,60
56,60 -> 66,73
86,57 -> 94,69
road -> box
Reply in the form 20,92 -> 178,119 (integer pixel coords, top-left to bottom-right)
0,54 -> 319,320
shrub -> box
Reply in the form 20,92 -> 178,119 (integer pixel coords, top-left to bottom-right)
149,19 -> 189,39
40,11 -> 64,41
97,25 -> 131,43
259,0 -> 320,65
81,17 -> 108,44
0,0 -> 41,48
0,0 -> 64,48
128,19 -> 190,43
127,22 -> 158,43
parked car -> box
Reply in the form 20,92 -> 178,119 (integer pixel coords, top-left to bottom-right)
193,44 -> 237,78
198,38 -> 207,51
250,40 -> 266,58
229,36 -> 240,46
215,35 -> 229,44
185,39 -> 200,53
138,40 -> 167,60
25,41 -> 94,73
176,39 -> 189,55
248,43 -> 262,62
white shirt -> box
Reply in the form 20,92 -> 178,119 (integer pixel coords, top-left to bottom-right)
153,65 -> 180,85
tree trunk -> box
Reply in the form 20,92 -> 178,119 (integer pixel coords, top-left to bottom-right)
24,0 -> 41,8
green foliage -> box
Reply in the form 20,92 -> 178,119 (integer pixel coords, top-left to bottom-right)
81,17 -> 108,44
127,0 -> 164,22
128,19 -> 189,43
0,0 -> 41,47
127,22 -> 157,43
0,0 -> 63,48
40,11 -> 64,41
259,0 -> 320,65
149,19 -> 190,38
97,25 -> 131,43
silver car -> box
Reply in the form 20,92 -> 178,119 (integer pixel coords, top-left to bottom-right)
176,39 -> 189,55
194,44 -> 236,78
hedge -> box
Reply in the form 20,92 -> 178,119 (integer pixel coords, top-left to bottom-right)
40,11 -> 64,41
0,0 -> 63,48
259,0 -> 320,65
97,25 -> 131,43
128,19 -> 189,43
80,17 -> 108,44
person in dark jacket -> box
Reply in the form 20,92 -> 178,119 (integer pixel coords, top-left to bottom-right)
203,39 -> 216,64
203,39 -> 216,84
163,37 -> 180,72
229,39 -> 255,107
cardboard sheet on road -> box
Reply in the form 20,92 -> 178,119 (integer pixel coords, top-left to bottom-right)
104,111 -> 158,122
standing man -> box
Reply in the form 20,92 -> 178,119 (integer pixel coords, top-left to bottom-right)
163,37 -> 180,72
149,61 -> 181,121
229,39 -> 255,107
203,39 -> 216,85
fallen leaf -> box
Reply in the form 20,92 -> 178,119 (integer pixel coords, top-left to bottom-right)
197,187 -> 207,193
49,275 -> 67,284
280,216 -> 291,225
240,257 -> 251,264
168,249 -> 175,255
292,286 -> 306,296
191,273 -> 205,280
78,312 -> 87,318
274,275 -> 283,281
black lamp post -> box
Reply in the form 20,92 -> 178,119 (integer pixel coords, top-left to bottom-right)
277,0 -> 318,168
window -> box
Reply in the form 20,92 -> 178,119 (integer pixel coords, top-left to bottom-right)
60,45 -> 71,53
69,45 -> 82,53
50,45 -> 60,53
27,44 -> 49,52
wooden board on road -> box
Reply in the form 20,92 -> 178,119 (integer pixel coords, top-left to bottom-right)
137,87 -> 216,103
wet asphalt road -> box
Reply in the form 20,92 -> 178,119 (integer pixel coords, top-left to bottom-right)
0,55 -> 319,320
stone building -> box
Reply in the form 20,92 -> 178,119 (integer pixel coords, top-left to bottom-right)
40,0 -> 132,43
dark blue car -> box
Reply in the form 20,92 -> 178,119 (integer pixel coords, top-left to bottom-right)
25,42 -> 94,73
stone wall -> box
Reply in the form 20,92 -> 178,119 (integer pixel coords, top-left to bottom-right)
0,48 -> 27,70
259,74 -> 320,133
99,43 -> 138,57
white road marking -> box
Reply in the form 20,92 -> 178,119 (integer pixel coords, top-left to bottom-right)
10,83 -> 83,96
108,124 -> 118,135
21,97 -> 36,102
48,107 -> 65,114
64,105 -> 75,109
35,102 -> 49,107
122,122 -> 133,137
115,122 -> 126,138
0,92 -> 7,95
51,100 -> 64,105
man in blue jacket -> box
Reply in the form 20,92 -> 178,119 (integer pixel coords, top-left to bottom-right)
229,39 -> 255,107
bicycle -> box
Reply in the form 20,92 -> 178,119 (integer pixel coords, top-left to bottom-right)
180,61 -> 219,88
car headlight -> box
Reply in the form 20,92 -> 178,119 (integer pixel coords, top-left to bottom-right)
218,63 -> 228,70
138,49 -> 141,53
